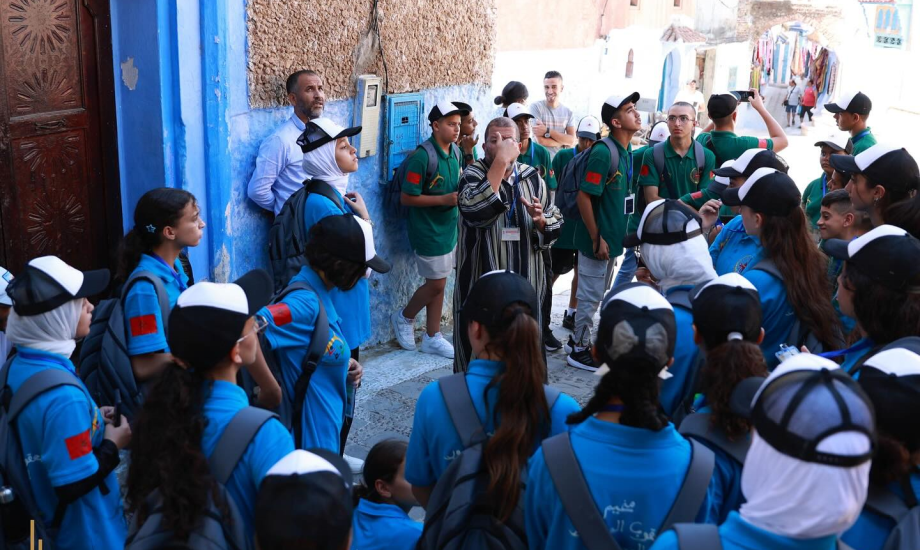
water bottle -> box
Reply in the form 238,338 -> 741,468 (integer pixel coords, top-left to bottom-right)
0,485 -> 30,543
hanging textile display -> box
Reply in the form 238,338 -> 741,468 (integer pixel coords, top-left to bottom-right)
810,49 -> 829,91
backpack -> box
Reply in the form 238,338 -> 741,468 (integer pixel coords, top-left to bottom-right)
238,281 -> 328,448
668,523 -> 855,550
385,140 -> 462,216
417,373 -> 561,550
267,179 -> 346,293
0,357 -> 88,549
664,289 -> 704,427
678,413 -> 750,465
124,407 -> 277,550
541,431 -> 714,550
652,140 -> 706,199
861,481 -> 920,550
556,137 -> 620,222
699,134 -> 720,166
79,271 -> 170,422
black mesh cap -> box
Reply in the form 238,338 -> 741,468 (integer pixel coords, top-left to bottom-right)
858,337 -> 920,452
690,273 -> 762,345
747,354 -> 876,467
622,199 -> 702,248
460,270 -> 539,334
596,282 -> 677,373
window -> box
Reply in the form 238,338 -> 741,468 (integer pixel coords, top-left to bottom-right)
630,0 -> 638,6
626,49 -> 634,78
674,0 -> 681,6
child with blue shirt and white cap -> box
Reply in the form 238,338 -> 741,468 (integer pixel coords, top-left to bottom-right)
525,283 -> 715,550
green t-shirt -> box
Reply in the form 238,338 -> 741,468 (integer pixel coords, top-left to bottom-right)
400,136 -> 460,256
551,147 -> 578,249
697,130 -> 774,165
850,128 -> 877,156
802,174 -> 828,230
573,139 -> 631,259
518,139 -> 557,190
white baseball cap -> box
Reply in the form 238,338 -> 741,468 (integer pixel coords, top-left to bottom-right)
576,116 -> 601,140
503,103 -> 534,121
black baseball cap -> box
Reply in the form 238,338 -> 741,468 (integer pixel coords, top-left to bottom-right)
712,149 -> 789,178
460,270 -> 539,333
823,224 -> 920,291
6,256 -> 110,316
814,137 -> 853,154
824,91 -> 872,116
168,269 -> 274,369
296,117 -> 362,153
690,273 -> 762,345
828,144 -> 920,197
708,160 -> 732,196
707,93 -> 739,119
858,337 -> 920,452
595,283 -> 677,377
256,449 -> 354,550
311,214 -> 391,274
735,354 -> 876,466
623,199 -> 702,248
429,101 -> 471,122
721,168 -> 801,216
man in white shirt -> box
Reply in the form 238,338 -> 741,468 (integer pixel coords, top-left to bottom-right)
530,71 -> 577,158
674,79 -> 706,120
784,79 -> 803,128
248,70 -> 326,215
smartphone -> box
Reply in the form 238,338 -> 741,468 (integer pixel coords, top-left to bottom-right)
113,389 -> 122,427
733,91 -> 754,102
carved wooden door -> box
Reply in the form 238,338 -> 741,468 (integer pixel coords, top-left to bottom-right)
0,0 -> 120,275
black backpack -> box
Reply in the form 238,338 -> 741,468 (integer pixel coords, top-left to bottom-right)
678,413 -> 750,466
555,137 -> 620,223
125,407 -> 277,550
664,289 -> 704,426
267,179 -> 346,293
861,480 -> 920,550
385,140 -> 462,216
541,431 -> 714,550
417,373 -> 560,550
668,523 -> 855,550
239,281 -> 328,449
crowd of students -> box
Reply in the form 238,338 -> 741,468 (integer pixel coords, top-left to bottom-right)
1,65 -> 919,550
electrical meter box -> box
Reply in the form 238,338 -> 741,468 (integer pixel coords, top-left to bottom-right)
382,92 -> 425,183
353,75 -> 382,158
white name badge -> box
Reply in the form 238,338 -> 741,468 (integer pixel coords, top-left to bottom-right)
501,228 -> 522,242
625,193 -> 636,215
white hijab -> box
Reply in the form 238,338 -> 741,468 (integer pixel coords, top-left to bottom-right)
643,232 -> 717,292
740,431 -> 871,539
302,139 -> 350,196
5,299 -> 83,358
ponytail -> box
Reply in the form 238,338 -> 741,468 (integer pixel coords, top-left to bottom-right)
352,439 -> 407,507
567,358 -> 669,431
700,340 -> 768,440
117,188 -> 197,283
126,361 -> 226,540
480,304 -> 548,522
870,432 -> 914,486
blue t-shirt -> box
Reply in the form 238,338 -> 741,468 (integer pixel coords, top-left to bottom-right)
843,473 -> 920,550
405,359 -> 580,487
525,417 -> 711,550
124,253 -> 189,355
741,261 -> 795,370
7,348 -> 126,550
841,337 -> 874,377
661,287 -> 701,417
303,189 -> 371,349
710,216 -> 763,276
200,381 -> 294,540
351,499 -> 422,550
259,265 -> 350,452
650,511 -> 839,550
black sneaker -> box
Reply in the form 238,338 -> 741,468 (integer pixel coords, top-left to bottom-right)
562,311 -> 575,331
544,331 -> 563,352
567,345 -> 598,372
563,335 -> 576,355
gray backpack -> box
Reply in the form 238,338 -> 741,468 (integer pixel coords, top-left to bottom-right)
634,141 -> 707,220
541,431 -> 714,550
79,270 -> 169,422
0,358 -> 89,549
417,373 -> 560,550
125,407 -> 277,550
386,140 -> 462,217
664,289 -> 704,426
556,137 -> 620,222
678,413 -> 750,465
669,523 -> 855,550
862,481 -> 920,550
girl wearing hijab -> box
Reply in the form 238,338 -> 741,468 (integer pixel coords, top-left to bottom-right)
2,256 -> 132,549
652,353 -> 876,550
624,199 -> 717,418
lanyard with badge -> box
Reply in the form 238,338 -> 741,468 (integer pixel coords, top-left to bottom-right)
152,254 -> 187,292
853,129 -> 870,144
502,165 -> 522,242
624,148 -> 636,216
821,173 -> 828,197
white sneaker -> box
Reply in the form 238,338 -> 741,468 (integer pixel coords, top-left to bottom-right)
391,311 -> 416,351
420,332 -> 455,358
343,453 -> 365,476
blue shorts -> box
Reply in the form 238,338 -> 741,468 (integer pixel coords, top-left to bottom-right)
785,105 -> 798,114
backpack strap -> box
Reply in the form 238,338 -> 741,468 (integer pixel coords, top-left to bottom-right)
672,523 -> 722,550
750,258 -> 783,281
542,432 -> 621,550
599,137 -> 620,182
210,407 -> 278,485
679,413 -> 750,465
666,288 -> 693,311
448,142 -> 463,167
544,385 -> 561,410
693,141 -> 706,175
305,179 -> 347,214
701,134 -> 718,165
419,141 -> 441,186
3,365 -> 84,422
659,439 -> 715,532
122,270 -> 171,334
864,484 -> 912,523
652,141 -> 678,199
438,373 -> 486,448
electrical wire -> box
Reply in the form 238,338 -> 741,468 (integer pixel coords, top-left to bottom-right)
371,0 -> 389,93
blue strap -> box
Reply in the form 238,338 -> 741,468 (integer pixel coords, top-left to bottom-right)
150,254 -> 187,292
852,129 -> 870,143
821,173 -> 827,197
818,339 -> 872,361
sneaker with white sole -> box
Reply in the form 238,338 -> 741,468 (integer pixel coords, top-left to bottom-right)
420,332 -> 454,358
567,345 -> 598,372
562,310 -> 575,331
563,335 -> 576,355
544,330 -> 563,352
391,311 -> 416,351
343,453 -> 365,475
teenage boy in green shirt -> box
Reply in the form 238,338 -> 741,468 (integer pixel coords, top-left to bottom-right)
568,93 -> 642,371
697,89 -> 788,166
391,101 -> 470,358
802,137 -> 852,233
825,91 -> 877,156
457,108 -> 479,167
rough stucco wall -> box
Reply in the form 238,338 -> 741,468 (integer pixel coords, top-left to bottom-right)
247,0 -> 496,106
